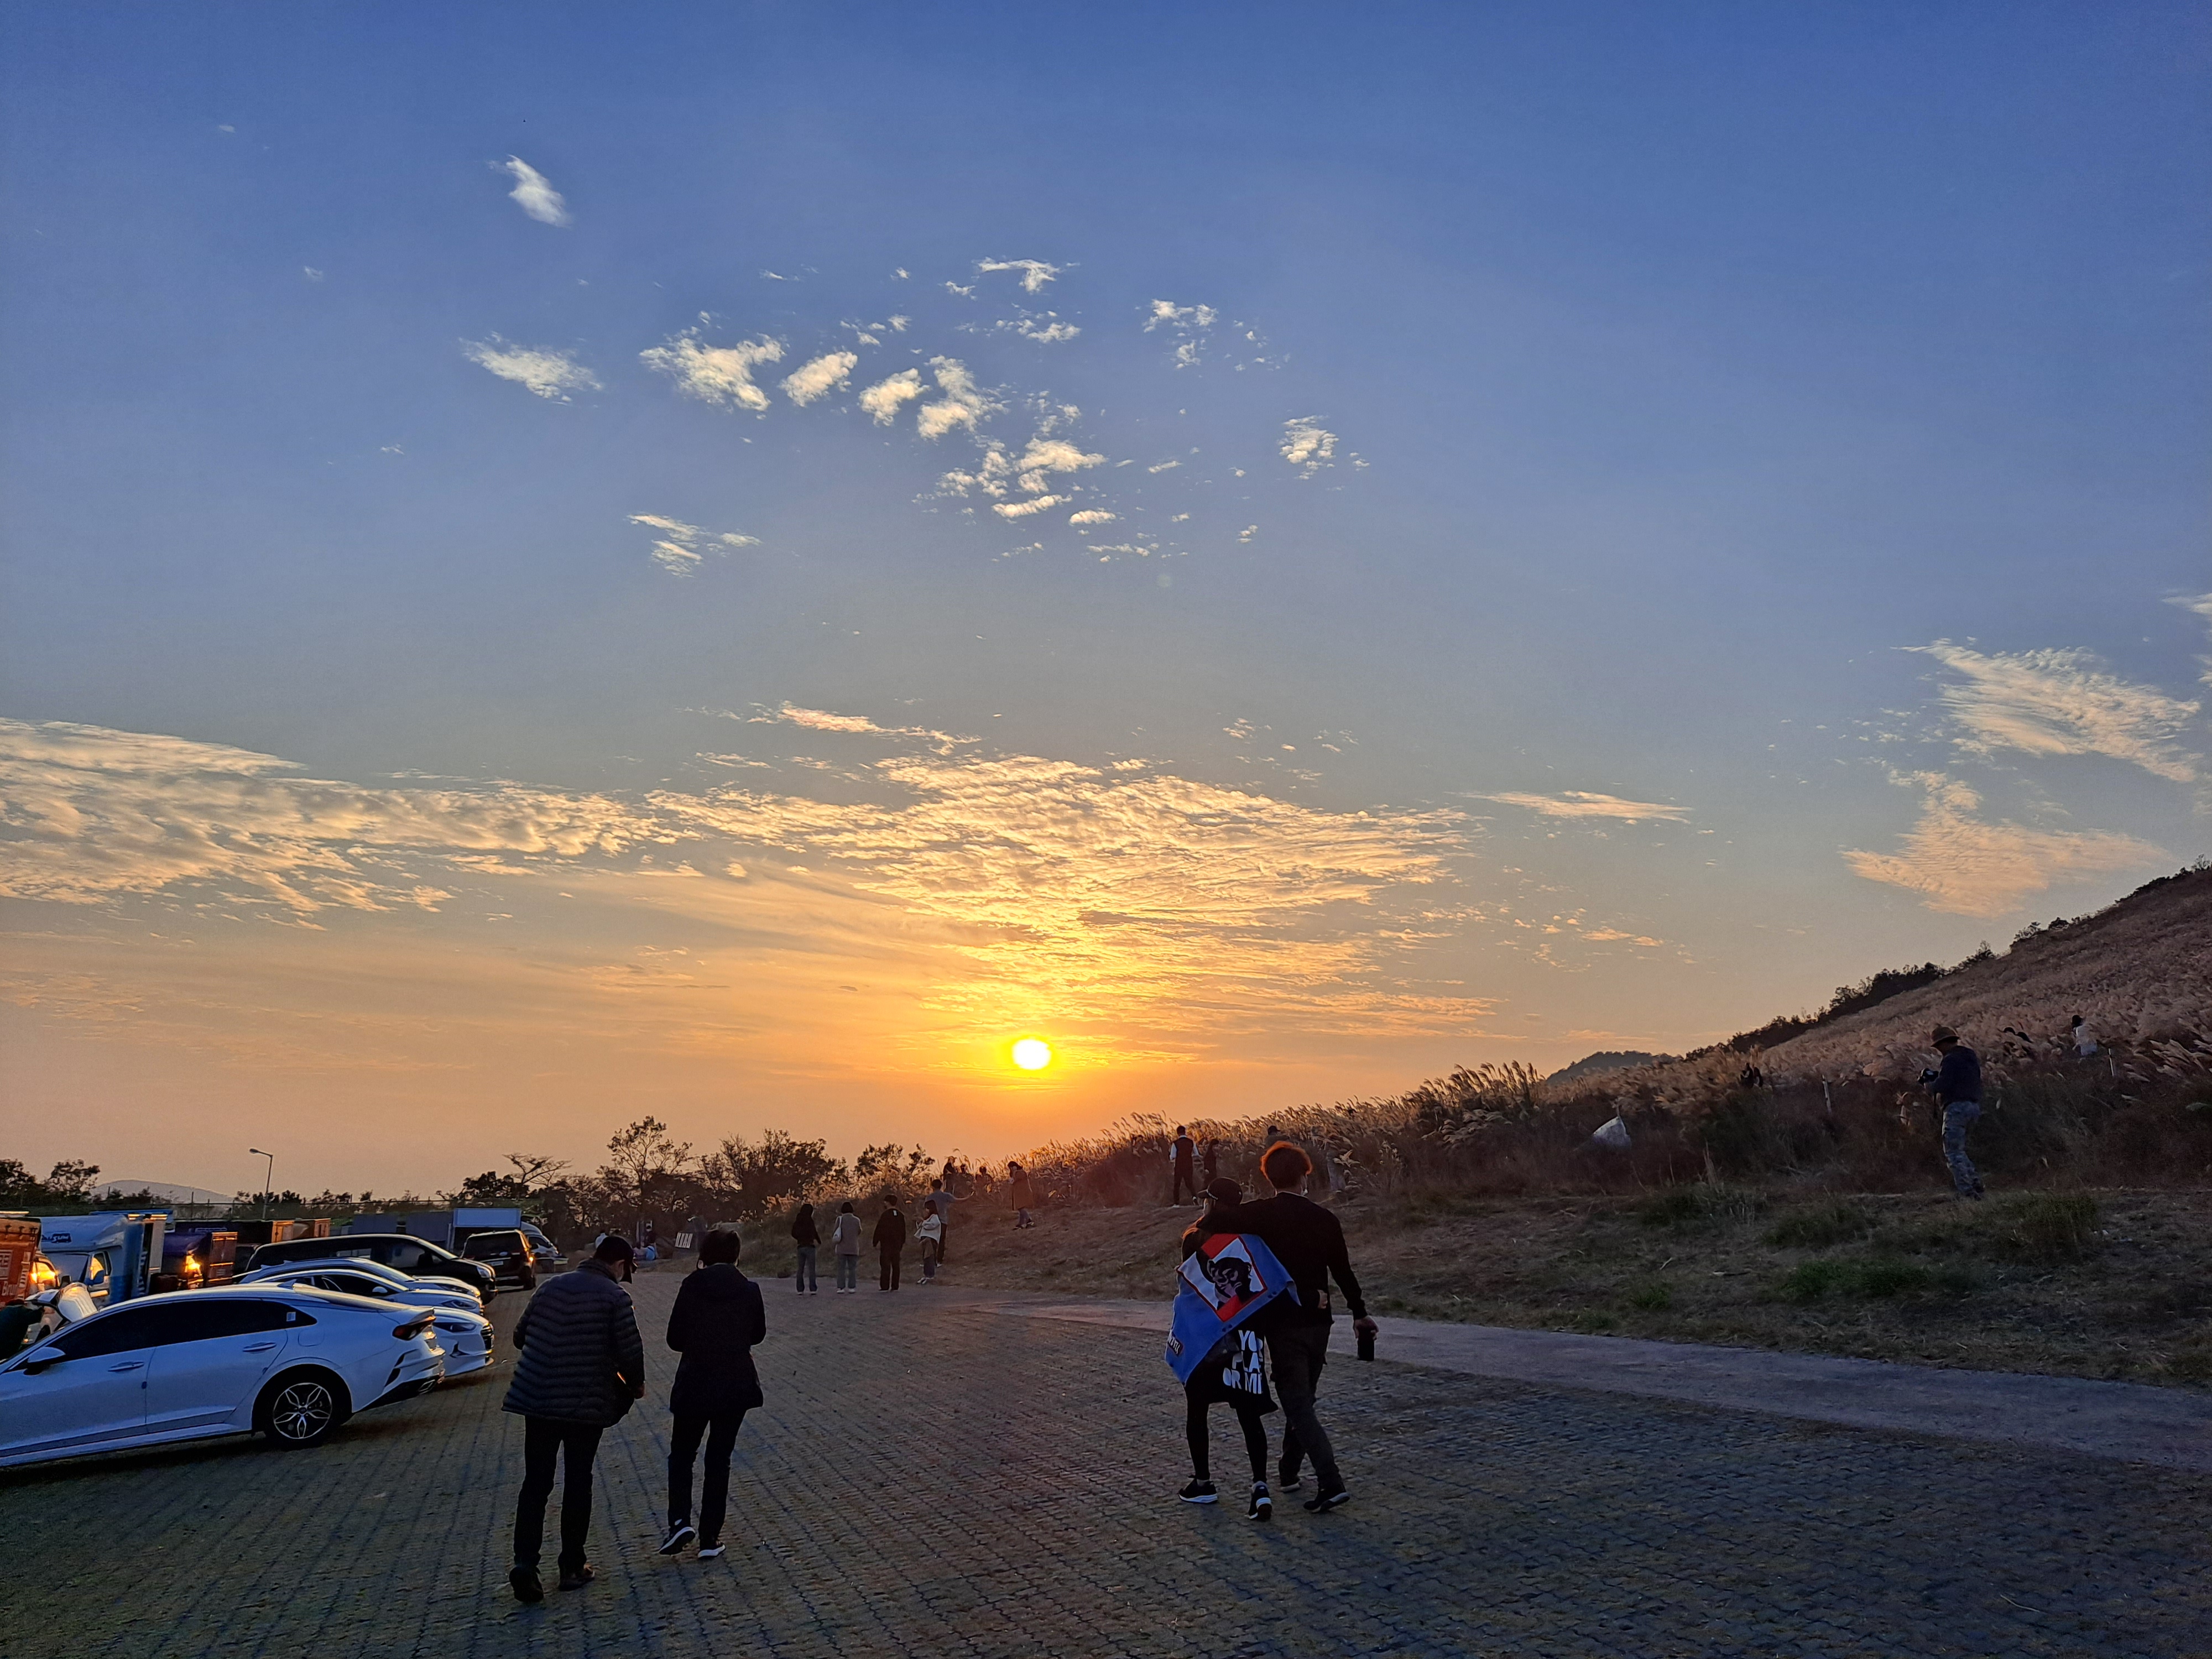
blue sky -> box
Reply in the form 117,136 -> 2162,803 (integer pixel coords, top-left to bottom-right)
2,3 -> 2206,1193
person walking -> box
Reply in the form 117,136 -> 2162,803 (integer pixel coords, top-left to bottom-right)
1009,1161 -> 1035,1229
659,1230 -> 765,1561
917,1209 -> 944,1283
789,1202 -> 820,1295
831,1201 -> 863,1292
1923,1025 -> 1986,1200
1178,1178 -> 1279,1521
2071,1014 -> 2098,1058
1213,1143 -> 1376,1514
1201,1138 -> 1219,1187
873,1194 -> 907,1291
921,1178 -> 955,1265
503,1235 -> 646,1601
1170,1126 -> 1198,1205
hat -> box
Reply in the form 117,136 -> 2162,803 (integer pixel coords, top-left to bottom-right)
1204,1177 -> 1243,1206
1930,1025 -> 1958,1045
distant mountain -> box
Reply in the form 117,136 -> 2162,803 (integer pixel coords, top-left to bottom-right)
1546,1050 -> 1673,1086
92,1180 -> 231,1204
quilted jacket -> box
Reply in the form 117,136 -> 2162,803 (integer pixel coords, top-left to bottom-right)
503,1258 -> 645,1426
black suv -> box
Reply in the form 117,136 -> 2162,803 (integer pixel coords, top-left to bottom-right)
245,1234 -> 495,1297
460,1229 -> 537,1291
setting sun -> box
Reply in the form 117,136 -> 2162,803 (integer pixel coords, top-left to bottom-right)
1011,1037 -> 1053,1072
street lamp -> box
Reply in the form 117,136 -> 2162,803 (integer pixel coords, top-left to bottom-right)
249,1149 -> 275,1225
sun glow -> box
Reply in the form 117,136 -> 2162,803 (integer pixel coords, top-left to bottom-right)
1010,1037 -> 1053,1072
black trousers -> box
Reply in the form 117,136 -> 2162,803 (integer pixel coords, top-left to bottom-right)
879,1247 -> 902,1289
1186,1396 -> 1270,1484
514,1417 -> 604,1572
668,1408 -> 749,1541
1172,1162 -> 1198,1203
1267,1321 -> 1339,1489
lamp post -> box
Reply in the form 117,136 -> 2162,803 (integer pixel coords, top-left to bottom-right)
249,1148 -> 275,1225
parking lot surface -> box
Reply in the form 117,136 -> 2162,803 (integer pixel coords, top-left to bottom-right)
4,1270 -> 2208,1659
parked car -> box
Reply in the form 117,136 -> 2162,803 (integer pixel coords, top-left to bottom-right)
246,1233 -> 495,1297
518,1222 -> 562,1264
237,1264 -> 486,1315
237,1256 -> 484,1308
459,1228 -> 536,1290
0,1286 -> 445,1469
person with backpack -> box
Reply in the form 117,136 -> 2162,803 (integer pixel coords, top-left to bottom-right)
503,1235 -> 646,1601
1178,1179 -> 1279,1521
830,1201 -> 863,1292
917,1209 -> 944,1283
659,1229 -> 766,1561
872,1194 -> 908,1291
789,1202 -> 820,1295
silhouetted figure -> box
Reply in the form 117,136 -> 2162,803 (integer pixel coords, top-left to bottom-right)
1919,1025 -> 1985,1200
1009,1162 -> 1035,1229
873,1197 -> 907,1290
1171,1126 -> 1199,1204
660,1230 -> 765,1561
504,1235 -> 645,1601
1178,1178 -> 1279,1521
789,1202 -> 820,1295
831,1201 -> 862,1292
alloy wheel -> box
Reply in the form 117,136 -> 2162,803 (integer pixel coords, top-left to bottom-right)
270,1379 -> 336,1441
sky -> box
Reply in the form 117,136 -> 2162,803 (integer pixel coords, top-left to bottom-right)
2,3 -> 2208,1198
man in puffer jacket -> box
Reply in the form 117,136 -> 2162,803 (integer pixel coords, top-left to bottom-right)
503,1235 -> 646,1601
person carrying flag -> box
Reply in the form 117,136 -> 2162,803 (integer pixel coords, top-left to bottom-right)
1213,1141 -> 1376,1513
1176,1179 -> 1280,1520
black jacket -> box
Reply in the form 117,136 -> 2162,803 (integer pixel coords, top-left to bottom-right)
872,1208 -> 907,1252
1931,1044 -> 1983,1106
1211,1192 -> 1368,1332
665,1262 -> 766,1417
503,1258 -> 645,1426
790,1206 -> 820,1246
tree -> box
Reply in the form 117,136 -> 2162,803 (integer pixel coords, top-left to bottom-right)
599,1118 -> 693,1235
700,1130 -> 841,1218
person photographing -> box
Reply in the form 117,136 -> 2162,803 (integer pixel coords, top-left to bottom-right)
1212,1141 -> 1377,1513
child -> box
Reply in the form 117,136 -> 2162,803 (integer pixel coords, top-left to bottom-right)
1178,1178 -> 1279,1521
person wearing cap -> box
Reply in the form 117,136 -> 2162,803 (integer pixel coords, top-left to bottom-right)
1921,1026 -> 1986,1201
503,1234 -> 648,1601
1178,1178 -> 1281,1520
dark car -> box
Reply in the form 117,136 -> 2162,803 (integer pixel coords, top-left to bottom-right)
459,1229 -> 536,1291
246,1234 -> 495,1297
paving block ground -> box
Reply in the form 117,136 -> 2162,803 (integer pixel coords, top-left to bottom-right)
3,1271 -> 2208,1658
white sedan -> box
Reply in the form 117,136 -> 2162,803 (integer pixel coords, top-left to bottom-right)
0,1286 -> 445,1469
239,1263 -> 486,1316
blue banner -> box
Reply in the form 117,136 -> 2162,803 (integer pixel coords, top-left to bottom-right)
1164,1231 -> 1297,1384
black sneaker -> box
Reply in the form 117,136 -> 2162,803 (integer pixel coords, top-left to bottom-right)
556,1563 -> 596,1591
1247,1482 -> 1272,1522
509,1566 -> 544,1604
659,1521 -> 696,1556
1178,1479 -> 1218,1504
1302,1484 -> 1350,1514
1277,1467 -> 1303,1491
698,1540 -> 726,1559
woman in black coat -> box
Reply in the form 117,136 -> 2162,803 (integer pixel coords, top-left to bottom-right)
660,1229 -> 766,1559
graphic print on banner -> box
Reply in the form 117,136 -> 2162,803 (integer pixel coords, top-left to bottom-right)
1164,1231 -> 1296,1384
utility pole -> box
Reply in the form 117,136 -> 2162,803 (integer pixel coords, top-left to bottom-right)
249,1148 -> 275,1225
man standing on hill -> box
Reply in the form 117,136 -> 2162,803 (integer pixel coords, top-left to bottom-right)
1214,1142 -> 1378,1513
872,1194 -> 908,1290
1923,1025 -> 1985,1201
1170,1126 -> 1198,1205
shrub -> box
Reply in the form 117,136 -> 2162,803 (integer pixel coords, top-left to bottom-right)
1778,1260 -> 1851,1303
1637,1184 -> 1765,1232
1625,1281 -> 1674,1312
1980,1194 -> 2099,1263
1853,1259 -> 1932,1298
1764,1202 -> 1877,1250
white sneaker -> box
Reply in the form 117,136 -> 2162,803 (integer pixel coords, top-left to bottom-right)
697,1541 -> 725,1559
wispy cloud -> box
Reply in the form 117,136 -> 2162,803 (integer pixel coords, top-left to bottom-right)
1142,300 -> 1217,368
858,368 -> 926,425
628,514 -> 759,577
1068,509 -> 1117,526
1281,417 -> 1339,477
977,258 -> 1062,294
915,357 -> 997,440
2169,593 -> 2212,687
781,351 -> 859,406
993,494 -> 1067,519
1912,640 -> 2201,783
1473,791 -> 1690,822
639,325 -> 785,413
463,337 -> 601,401
497,156 -> 571,227
1842,773 -> 2162,917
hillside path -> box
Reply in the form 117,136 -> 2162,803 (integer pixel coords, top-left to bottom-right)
950,1288 -> 2212,1472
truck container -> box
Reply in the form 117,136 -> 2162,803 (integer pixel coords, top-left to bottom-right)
400,1208 -> 523,1249
0,1214 -> 43,1303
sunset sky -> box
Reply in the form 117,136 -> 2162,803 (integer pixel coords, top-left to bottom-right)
3,4 -> 2208,1197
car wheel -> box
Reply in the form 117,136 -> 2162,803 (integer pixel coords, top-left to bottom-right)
518,1269 -> 536,1291
257,1369 -> 351,1449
